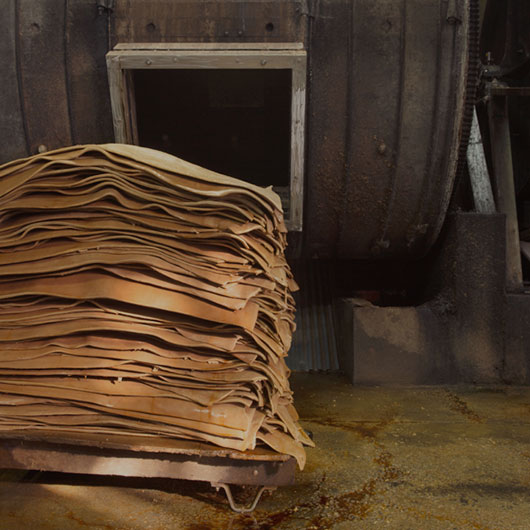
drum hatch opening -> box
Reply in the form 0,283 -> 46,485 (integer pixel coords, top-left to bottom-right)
106,44 -> 306,230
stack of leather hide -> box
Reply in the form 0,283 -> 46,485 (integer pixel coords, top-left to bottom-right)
0,144 -> 313,468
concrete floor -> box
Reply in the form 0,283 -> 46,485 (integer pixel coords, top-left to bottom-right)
1,373 -> 530,529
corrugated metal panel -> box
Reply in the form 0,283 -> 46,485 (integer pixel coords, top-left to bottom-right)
287,261 -> 339,372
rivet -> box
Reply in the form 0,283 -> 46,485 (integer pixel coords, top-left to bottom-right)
253,469 -> 259,476
378,143 -> 387,155
261,59 -> 267,66
37,144 -> 47,153
145,59 -> 152,65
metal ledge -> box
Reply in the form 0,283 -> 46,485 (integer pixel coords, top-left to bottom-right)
0,431 -> 295,488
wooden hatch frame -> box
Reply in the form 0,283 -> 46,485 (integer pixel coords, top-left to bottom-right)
106,43 -> 307,231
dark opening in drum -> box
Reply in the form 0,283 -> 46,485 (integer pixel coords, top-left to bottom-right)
132,68 -> 292,188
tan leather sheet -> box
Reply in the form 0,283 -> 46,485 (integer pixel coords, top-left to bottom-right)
0,144 -> 312,469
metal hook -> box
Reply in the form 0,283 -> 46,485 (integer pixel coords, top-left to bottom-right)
211,483 -> 274,513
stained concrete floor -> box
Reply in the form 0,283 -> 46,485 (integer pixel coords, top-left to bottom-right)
1,373 -> 530,529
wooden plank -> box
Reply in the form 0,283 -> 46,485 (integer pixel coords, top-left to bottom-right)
125,70 -> 139,145
106,54 -> 128,143
17,0 -> 73,154
0,0 -> 27,163
488,96 -> 523,292
289,57 -> 307,232
113,1 -> 306,44
110,50 -> 306,70
114,42 -> 305,50
65,0 -> 114,144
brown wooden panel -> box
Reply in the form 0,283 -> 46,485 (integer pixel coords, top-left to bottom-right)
113,1 -> 306,44
0,0 -> 28,163
17,0 -> 72,154
65,0 -> 114,144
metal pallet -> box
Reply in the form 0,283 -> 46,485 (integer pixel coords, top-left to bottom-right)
0,430 -> 295,513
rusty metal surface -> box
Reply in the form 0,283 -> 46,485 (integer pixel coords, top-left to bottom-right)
304,0 -> 475,259
0,437 -> 296,487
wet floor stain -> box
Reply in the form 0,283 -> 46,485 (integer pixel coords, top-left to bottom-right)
302,416 -> 394,440
65,511 -> 115,530
404,506 -> 493,530
184,445 -> 405,530
443,390 -> 483,422
306,448 -> 403,528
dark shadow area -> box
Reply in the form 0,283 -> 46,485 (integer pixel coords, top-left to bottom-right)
7,470 -> 228,506
289,258 -> 426,308
133,69 -> 292,188
9,470 -> 270,511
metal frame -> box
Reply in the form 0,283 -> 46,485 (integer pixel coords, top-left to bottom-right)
106,43 -> 307,231
0,431 -> 295,512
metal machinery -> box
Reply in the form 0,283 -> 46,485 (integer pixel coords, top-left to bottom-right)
0,0 -> 529,510
1,0 -> 478,261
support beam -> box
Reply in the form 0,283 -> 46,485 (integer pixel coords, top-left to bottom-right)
487,96 -> 523,292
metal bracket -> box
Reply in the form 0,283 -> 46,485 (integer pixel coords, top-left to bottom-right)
97,0 -> 115,14
446,0 -> 462,24
211,482 -> 276,513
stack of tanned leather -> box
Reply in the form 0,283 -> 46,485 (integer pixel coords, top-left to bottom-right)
0,144 -> 313,468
